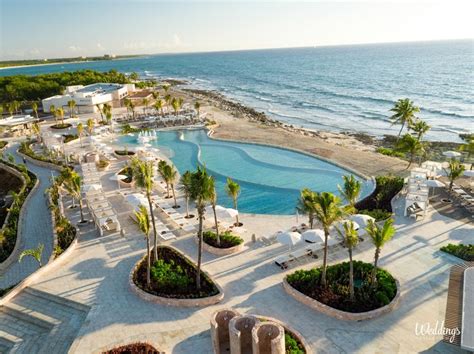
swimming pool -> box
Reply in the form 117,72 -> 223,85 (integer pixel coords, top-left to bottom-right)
117,129 -> 374,215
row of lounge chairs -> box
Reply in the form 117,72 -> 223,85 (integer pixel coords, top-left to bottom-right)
449,185 -> 474,214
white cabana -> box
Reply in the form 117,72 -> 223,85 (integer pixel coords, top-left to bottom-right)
277,231 -> 302,249
302,229 -> 324,243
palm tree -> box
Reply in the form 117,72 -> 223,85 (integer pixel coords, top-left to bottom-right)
86,118 -> 95,136
209,176 -> 220,246
49,104 -> 56,118
459,139 -> 474,170
0,105 -> 4,118
56,107 -> 65,125
31,102 -> 39,119
340,221 -> 359,301
163,163 -> 178,208
154,99 -> 164,116
63,171 -> 86,222
19,244 -> 44,267
444,159 -> 465,191
6,103 -> 14,116
76,122 -> 84,147
171,97 -> 180,116
296,188 -> 317,228
338,175 -> 362,214
365,218 -> 395,285
180,171 -> 193,218
313,192 -> 344,287
134,204 -> 152,286
124,99 -> 136,119
410,119 -> 430,141
390,98 -> 420,141
189,166 -> 214,289
194,101 -> 201,120
152,91 -> 159,100
157,160 -> 170,198
163,84 -> 170,94
95,104 -> 104,122
164,94 -> 171,114
225,177 -> 241,226
396,134 -> 425,169
131,158 -> 159,260
105,111 -> 112,126
32,122 -> 41,142
67,100 -> 76,118
142,98 -> 150,115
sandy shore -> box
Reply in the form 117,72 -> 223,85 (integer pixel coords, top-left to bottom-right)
175,88 -> 408,178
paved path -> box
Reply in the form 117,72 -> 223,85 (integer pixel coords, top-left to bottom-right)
0,144 -> 57,289
11,188 -> 470,353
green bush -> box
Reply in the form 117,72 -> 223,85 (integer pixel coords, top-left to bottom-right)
19,140 -> 66,167
440,243 -> 473,261
115,150 -> 135,156
151,259 -> 192,292
50,123 -> 72,130
355,175 -> 403,213
120,124 -> 142,134
376,147 -> 405,158
358,208 -> 392,221
62,134 -> 78,143
203,230 -> 243,249
285,333 -> 305,354
0,141 -> 7,149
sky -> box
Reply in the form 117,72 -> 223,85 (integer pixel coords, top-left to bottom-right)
0,0 -> 473,60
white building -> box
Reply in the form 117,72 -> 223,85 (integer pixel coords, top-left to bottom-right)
42,83 -> 135,114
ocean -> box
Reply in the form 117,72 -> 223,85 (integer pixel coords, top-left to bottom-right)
1,39 -> 473,142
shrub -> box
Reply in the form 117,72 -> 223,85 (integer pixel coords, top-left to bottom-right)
50,123 -> 72,129
0,141 -> 7,149
376,147 -> 405,158
358,208 -> 392,221
355,175 -> 403,213
97,160 -> 110,169
151,259 -> 191,293
62,134 -> 78,143
440,243 -> 473,261
19,140 -> 67,167
120,124 -> 141,134
285,333 -> 305,354
203,230 -> 243,249
115,150 -> 135,156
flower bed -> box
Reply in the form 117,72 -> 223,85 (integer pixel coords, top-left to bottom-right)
115,150 -> 136,156
286,261 -> 398,313
50,123 -> 72,129
440,243 -> 473,261
203,230 -> 243,249
63,134 -> 78,143
102,342 -> 160,354
132,246 -> 220,299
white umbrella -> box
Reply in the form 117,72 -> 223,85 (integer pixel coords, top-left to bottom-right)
82,184 -> 101,192
125,194 -> 148,212
442,151 -> 461,158
463,170 -> 474,177
302,229 -> 325,243
205,205 -> 238,220
277,231 -> 302,249
349,214 -> 375,228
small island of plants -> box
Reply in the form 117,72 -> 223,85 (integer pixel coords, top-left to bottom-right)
440,243 -> 473,261
203,230 -> 243,249
115,150 -> 136,156
102,342 -> 160,354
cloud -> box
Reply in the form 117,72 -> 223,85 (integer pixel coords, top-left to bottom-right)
68,45 -> 81,52
172,34 -> 182,47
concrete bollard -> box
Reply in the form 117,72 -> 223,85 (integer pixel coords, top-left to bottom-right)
210,309 -> 240,354
251,322 -> 285,354
229,315 -> 259,354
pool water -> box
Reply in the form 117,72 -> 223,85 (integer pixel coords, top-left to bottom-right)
117,129 -> 374,215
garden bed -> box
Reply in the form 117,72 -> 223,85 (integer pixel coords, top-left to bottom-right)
102,342 -> 161,354
131,246 -> 223,306
201,231 -> 244,256
115,150 -> 136,157
50,123 -> 72,129
440,243 -> 473,261
118,167 -> 133,183
285,261 -> 400,320
63,134 -> 78,143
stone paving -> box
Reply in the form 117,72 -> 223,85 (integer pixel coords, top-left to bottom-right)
17,182 -> 472,353
0,144 -> 57,289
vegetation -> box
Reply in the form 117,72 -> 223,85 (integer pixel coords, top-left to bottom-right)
0,55 -> 141,69
208,176 -> 220,245
440,243 -> 474,261
133,246 -> 219,298
365,219 -> 396,285
0,141 -> 7,149
134,204 -> 152,286
357,208 -> 392,222
396,133 -> 426,169
339,221 -> 359,300
287,261 -> 397,312
18,243 -> 44,267
157,160 -> 178,207
19,140 -> 67,166
62,170 -> 86,223
0,159 -> 37,263
62,134 -> 78,144
50,123 -> 72,130
225,177 -> 241,225
102,342 -> 160,354
118,166 -> 133,183
179,171 -> 194,218
459,139 -> 474,170
376,147 -> 405,158
115,150 -> 135,156
338,174 -> 362,214
97,159 -> 110,169
284,333 -> 305,354
120,123 -> 142,134
297,188 -> 317,228
444,160 -> 465,190
203,230 -> 243,249
390,98 -> 420,140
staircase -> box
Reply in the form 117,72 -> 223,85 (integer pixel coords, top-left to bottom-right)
0,287 -> 90,354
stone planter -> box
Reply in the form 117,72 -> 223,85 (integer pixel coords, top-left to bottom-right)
282,277 -> 401,321
195,236 -> 244,256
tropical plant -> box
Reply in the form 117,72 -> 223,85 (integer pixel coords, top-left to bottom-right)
410,119 -> 430,141
164,94 -> 171,113
124,98 -> 136,119
171,97 -> 180,116
396,134 -> 426,169
194,101 -> 201,119
19,243 -> 44,267
338,175 -> 362,214
142,98 -> 149,115
296,188 -> 317,228
31,122 -> 41,142
162,163 -> 178,208
86,118 -> 94,135
312,192 -> 344,287
209,176 -> 220,246
390,98 -> 420,141
134,204 -> 152,286
67,100 -> 76,118
189,166 -> 214,289
31,102 -> 39,118
225,177 -> 241,226
459,139 -> 474,170
365,218 -> 395,285
76,122 -> 84,147
62,171 -> 85,222
131,158 -> 159,260
55,107 -> 65,125
180,171 -> 193,218
154,99 -> 164,116
444,159 -> 466,190
96,104 -> 104,121
338,221 -> 359,301
49,104 -> 56,118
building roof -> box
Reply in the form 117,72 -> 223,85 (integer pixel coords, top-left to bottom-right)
75,83 -> 124,96
128,90 -> 153,99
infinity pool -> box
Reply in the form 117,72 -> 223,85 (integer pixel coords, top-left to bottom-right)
118,129 -> 374,215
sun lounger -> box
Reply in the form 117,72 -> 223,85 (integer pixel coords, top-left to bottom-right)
159,231 -> 176,241
274,254 -> 295,269
289,248 -> 312,260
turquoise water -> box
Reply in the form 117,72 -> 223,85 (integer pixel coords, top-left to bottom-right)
118,129 -> 374,215
2,40 -> 472,142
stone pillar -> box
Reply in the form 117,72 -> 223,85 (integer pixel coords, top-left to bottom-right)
210,309 -> 240,354
252,322 -> 285,354
229,315 -> 259,354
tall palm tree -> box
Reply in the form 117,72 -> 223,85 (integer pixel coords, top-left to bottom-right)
134,204 -> 152,286
154,99 -> 164,116
225,177 -> 241,226
31,102 -> 39,119
340,221 -> 359,301
124,99 -> 136,120
163,84 -> 170,94
132,158 -> 159,260
410,119 -> 430,141
142,98 -> 150,115
171,97 -> 180,116
338,175 -> 362,214
163,163 -> 178,208
86,118 -> 95,136
31,122 -> 41,142
189,166 -> 214,289
459,139 -> 474,170
390,98 -> 420,141
209,176 -> 220,246
157,160 -> 170,197
396,134 -> 425,169
63,171 -> 86,222
95,104 -> 104,122
313,192 -> 344,287
164,94 -> 171,114
49,104 -> 56,119
444,159 -> 465,191
365,218 -> 395,285
76,122 -> 84,147
19,244 -> 44,267
194,101 -> 201,120
296,188 -> 317,228
180,171 -> 193,218
56,107 -> 65,125
67,100 -> 76,118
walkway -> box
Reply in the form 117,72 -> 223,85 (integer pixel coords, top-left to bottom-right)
0,143 -> 57,289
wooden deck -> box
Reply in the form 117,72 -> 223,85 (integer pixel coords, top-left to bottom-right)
443,262 -> 473,346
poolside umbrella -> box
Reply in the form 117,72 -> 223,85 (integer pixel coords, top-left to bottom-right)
125,194 -> 148,212
426,179 -> 445,198
110,174 -> 128,189
442,151 -> 461,159
349,214 -> 375,228
302,229 -> 324,243
205,205 -> 238,220
277,231 -> 302,250
82,184 -> 101,192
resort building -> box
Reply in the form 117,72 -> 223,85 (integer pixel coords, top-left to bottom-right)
0,114 -> 39,137
42,83 -> 136,114
127,90 -> 153,102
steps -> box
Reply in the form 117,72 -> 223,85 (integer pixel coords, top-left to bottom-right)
0,287 -> 90,354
